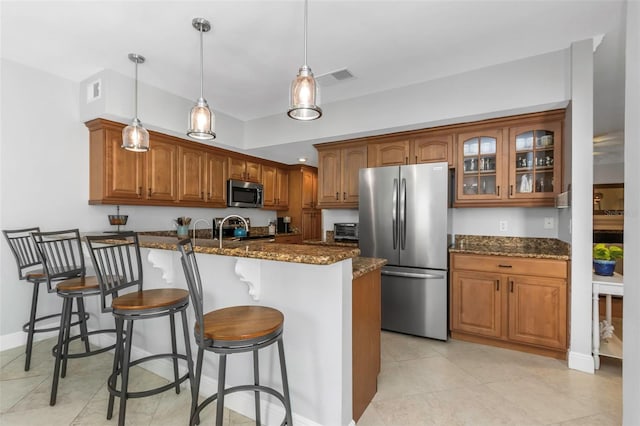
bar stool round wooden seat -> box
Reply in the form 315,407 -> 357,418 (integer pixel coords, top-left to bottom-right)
177,238 -> 293,426
85,232 -> 194,426
31,229 -> 117,406
2,227 -> 87,371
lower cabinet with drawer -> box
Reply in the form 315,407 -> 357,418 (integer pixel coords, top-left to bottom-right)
450,253 -> 569,359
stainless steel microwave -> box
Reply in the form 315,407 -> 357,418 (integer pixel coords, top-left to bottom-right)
227,179 -> 263,208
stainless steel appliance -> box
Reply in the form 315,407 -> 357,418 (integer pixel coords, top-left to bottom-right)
213,217 -> 251,238
359,162 -> 448,340
334,223 -> 359,241
227,180 -> 263,208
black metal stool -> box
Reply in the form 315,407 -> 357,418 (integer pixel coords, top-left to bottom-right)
31,229 -> 116,406
85,232 -> 193,426
177,238 -> 293,426
2,227 -> 86,371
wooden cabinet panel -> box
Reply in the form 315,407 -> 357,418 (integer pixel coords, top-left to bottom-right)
262,165 -> 289,210
284,165 -> 319,241
507,275 -> 567,349
301,167 -> 317,209
178,145 -> 206,202
103,127 -> 145,200
245,160 -> 262,183
352,268 -> 381,422
456,128 -> 505,203
451,271 -> 502,338
341,145 -> 367,206
317,149 -> 341,205
367,140 -> 410,167
450,253 -> 569,358
228,157 -> 261,183
146,138 -> 177,201
412,134 -> 452,165
274,234 -> 302,244
301,210 -> 321,241
317,143 -> 366,207
206,152 -> 228,207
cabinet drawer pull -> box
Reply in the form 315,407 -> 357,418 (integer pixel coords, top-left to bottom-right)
415,155 -> 418,164
207,192 -> 211,200
201,191 -> 204,200
148,187 -> 152,197
405,157 -> 408,165
336,192 -> 339,200
510,280 -> 514,292
496,280 -> 500,291
343,191 -> 346,200
497,185 -> 500,196
510,185 -> 514,196
137,186 -> 142,198
498,264 -> 512,268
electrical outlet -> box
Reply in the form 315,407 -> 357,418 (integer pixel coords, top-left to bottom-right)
499,220 -> 508,232
544,217 -> 554,229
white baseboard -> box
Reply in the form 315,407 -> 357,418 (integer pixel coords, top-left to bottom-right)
568,350 -> 595,373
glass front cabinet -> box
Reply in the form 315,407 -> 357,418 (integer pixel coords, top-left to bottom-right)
455,113 -> 563,206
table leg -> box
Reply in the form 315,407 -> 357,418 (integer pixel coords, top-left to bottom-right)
605,294 -> 612,327
593,287 -> 601,370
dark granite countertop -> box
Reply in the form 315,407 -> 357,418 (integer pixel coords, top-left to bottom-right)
449,235 -> 571,260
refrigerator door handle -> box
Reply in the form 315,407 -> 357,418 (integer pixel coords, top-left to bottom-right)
382,270 -> 446,280
392,178 -> 398,249
400,178 -> 407,250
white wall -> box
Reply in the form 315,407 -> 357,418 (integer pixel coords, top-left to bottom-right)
245,50 -> 570,149
567,39 -> 595,373
594,162 -> 625,183
0,59 -> 275,344
623,1 -> 640,424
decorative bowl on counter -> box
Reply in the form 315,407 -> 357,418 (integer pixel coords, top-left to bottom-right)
108,215 -> 128,226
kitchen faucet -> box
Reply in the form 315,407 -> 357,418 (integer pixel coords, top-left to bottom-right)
218,215 -> 249,249
191,218 -> 212,246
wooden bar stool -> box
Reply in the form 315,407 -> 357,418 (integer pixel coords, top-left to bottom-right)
177,238 -> 293,426
2,227 -> 63,371
85,232 -> 193,426
31,229 -> 116,406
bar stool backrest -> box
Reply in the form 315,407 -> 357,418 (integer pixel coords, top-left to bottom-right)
31,229 -> 86,290
85,232 -> 143,313
176,239 -> 206,346
3,227 -> 42,280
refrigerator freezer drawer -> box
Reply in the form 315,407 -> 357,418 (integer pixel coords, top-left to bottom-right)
381,266 -> 448,341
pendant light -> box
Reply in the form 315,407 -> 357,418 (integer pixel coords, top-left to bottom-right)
122,53 -> 150,152
287,0 -> 322,121
187,18 -> 216,140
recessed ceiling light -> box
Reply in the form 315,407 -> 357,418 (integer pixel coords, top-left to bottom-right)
298,157 -> 307,163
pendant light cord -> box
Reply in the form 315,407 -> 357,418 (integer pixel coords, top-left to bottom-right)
303,0 -> 308,67
134,60 -> 139,119
199,26 -> 204,99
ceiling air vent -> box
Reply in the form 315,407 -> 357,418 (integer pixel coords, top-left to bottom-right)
317,68 -> 355,87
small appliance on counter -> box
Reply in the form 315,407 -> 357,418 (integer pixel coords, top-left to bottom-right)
334,223 -> 359,242
277,216 -> 291,234
213,217 -> 251,238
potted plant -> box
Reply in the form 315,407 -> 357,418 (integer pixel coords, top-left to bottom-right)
593,243 -> 623,276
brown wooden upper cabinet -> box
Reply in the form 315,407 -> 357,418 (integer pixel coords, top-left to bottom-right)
454,110 -> 564,207
228,156 -> 261,183
178,146 -> 228,207
317,142 -> 367,208
262,165 -> 289,210
367,133 -> 453,167
88,118 -> 177,205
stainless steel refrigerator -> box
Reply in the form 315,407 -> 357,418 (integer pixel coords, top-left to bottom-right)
359,162 -> 448,340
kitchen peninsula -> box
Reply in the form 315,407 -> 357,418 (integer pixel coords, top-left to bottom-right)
88,234 -> 384,426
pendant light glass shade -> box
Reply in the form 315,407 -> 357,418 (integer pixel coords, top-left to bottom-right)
122,53 -> 150,151
188,18 -> 216,140
288,0 -> 322,120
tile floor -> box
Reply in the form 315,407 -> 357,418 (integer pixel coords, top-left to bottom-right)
1,331 -> 622,425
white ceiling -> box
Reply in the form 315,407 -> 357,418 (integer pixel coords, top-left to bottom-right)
1,0 -> 627,164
